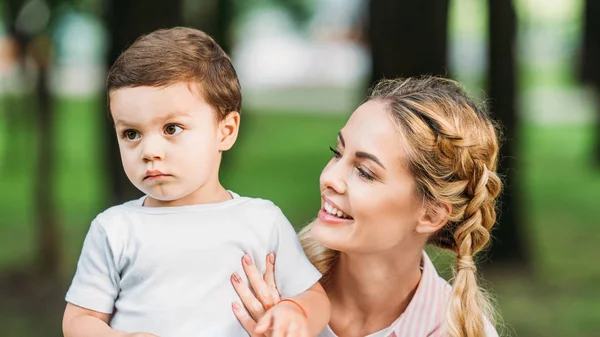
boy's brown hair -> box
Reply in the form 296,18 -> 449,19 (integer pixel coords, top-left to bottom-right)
107,27 -> 241,120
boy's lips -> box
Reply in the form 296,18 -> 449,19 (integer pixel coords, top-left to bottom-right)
144,170 -> 171,180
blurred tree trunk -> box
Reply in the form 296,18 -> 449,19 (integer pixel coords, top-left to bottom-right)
580,0 -> 600,167
184,0 -> 234,53
103,0 -> 184,204
368,0 -> 449,84
30,35 -> 61,278
486,0 -> 529,267
4,0 -> 63,278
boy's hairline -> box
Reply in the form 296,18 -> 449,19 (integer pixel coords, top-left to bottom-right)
106,80 -> 238,124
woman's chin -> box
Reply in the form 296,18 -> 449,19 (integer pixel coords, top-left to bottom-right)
310,219 -> 354,251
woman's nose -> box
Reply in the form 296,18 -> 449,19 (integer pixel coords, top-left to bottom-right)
320,161 -> 347,194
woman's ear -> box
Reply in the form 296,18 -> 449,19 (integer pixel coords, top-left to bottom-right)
416,202 -> 451,235
218,111 -> 240,151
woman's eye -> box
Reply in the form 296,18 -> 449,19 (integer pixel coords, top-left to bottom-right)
329,146 -> 341,158
357,167 -> 375,181
165,124 -> 183,136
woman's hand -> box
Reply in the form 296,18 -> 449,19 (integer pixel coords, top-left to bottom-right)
231,253 -> 281,335
253,300 -> 310,337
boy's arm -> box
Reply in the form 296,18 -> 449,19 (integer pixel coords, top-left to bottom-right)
63,303 -> 158,337
64,218 -> 156,337
62,303 -> 126,337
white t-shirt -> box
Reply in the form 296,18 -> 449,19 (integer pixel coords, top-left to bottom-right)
65,192 -> 322,337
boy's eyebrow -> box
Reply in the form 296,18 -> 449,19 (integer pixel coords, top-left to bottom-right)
113,119 -> 135,128
114,111 -> 191,127
153,110 -> 192,124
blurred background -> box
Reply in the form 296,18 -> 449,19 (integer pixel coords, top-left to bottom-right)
0,0 -> 598,336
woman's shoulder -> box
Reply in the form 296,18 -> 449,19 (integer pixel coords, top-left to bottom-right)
388,252 -> 499,337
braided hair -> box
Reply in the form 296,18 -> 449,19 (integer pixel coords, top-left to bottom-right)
300,76 -> 502,337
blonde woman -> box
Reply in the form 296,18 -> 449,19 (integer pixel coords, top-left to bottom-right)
231,76 -> 502,337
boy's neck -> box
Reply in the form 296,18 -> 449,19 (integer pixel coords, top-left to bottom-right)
143,183 -> 232,207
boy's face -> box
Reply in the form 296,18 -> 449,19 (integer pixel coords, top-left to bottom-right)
110,82 -> 239,206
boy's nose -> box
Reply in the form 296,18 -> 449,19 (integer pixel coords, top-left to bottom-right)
141,136 -> 165,161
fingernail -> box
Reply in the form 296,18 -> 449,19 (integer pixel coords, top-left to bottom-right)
232,272 -> 242,283
232,302 -> 241,310
243,254 -> 253,266
268,253 -> 275,264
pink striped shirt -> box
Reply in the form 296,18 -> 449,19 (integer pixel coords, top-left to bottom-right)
319,252 -> 499,337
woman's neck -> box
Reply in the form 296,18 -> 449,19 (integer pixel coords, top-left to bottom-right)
326,247 -> 424,336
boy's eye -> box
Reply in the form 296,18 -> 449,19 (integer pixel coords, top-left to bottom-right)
123,130 -> 140,140
165,124 -> 183,136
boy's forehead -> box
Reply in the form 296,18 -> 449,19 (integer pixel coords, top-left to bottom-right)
109,83 -> 217,124
110,83 -> 207,106
109,81 -> 205,97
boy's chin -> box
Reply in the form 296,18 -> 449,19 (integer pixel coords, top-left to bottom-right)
142,189 -> 187,204
143,194 -> 186,207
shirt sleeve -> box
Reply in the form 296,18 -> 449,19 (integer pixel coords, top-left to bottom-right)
270,208 -> 322,298
65,218 -> 121,314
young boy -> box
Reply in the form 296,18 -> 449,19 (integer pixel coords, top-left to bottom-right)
62,27 -> 330,337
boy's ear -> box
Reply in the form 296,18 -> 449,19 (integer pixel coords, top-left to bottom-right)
218,111 -> 240,151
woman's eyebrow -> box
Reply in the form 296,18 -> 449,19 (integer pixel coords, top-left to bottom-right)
356,151 -> 386,169
338,132 -> 345,146
339,131 -> 386,169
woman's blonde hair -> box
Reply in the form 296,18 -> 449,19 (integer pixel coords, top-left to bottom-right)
299,76 -> 502,337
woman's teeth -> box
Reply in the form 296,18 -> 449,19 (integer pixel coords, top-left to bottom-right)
324,201 -> 352,219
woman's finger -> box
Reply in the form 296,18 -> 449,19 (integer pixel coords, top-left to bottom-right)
243,254 -> 275,307
232,301 -> 259,336
264,253 -> 281,303
284,320 -> 298,337
284,320 -> 310,337
254,310 -> 274,335
271,314 -> 288,337
231,273 -> 267,321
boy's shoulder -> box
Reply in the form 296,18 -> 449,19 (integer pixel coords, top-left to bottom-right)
91,196 -> 145,231
235,194 -> 277,208
229,195 -> 295,241
231,194 -> 285,220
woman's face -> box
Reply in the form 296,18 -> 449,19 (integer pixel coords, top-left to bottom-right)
311,100 -> 426,254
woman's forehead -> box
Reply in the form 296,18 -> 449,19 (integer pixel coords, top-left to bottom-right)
344,102 -> 397,145
342,101 -> 409,165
